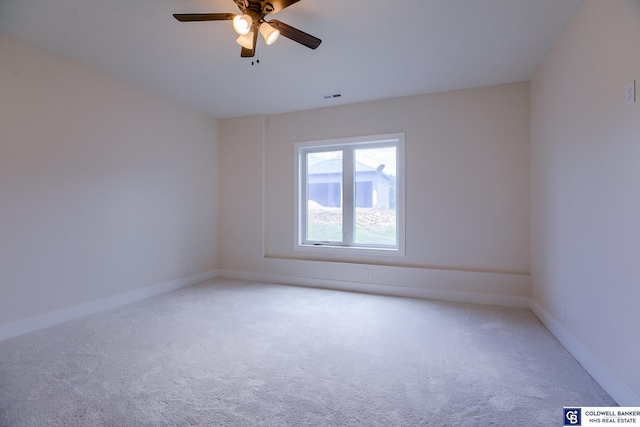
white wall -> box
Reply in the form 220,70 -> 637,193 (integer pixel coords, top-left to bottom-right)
0,34 -> 219,327
218,115 -> 265,271
530,0 -> 640,404
219,83 -> 531,304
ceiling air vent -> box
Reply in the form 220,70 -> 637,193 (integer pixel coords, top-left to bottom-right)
323,93 -> 343,100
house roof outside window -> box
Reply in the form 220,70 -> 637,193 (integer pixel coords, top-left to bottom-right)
309,159 -> 391,180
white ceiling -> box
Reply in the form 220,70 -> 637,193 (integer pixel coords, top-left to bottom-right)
0,0 -> 582,119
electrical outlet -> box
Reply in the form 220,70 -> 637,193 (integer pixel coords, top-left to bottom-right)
365,269 -> 372,279
561,305 -> 566,322
626,80 -> 635,106
189,262 -> 195,272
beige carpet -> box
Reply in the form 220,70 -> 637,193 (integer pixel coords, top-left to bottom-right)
0,278 -> 615,426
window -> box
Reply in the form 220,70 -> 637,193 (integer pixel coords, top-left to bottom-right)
295,133 -> 405,255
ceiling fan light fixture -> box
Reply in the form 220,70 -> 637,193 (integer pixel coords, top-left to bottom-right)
232,14 -> 252,35
236,31 -> 255,49
259,22 -> 280,45
174,2 -> 322,59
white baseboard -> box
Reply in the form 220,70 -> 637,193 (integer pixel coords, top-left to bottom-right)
217,269 -> 531,308
529,300 -> 640,406
0,270 -> 219,342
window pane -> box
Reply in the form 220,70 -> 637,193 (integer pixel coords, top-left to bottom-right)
306,151 -> 343,242
354,146 -> 397,245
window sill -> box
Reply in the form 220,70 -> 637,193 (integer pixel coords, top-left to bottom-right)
295,244 -> 405,258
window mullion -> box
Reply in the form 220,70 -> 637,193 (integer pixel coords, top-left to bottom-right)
301,150 -> 309,243
343,148 -> 354,245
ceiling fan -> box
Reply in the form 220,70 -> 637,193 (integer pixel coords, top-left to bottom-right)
173,0 -> 322,58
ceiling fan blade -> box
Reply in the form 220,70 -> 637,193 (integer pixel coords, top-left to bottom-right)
240,30 -> 259,58
267,0 -> 302,14
173,13 -> 234,22
268,20 -> 322,49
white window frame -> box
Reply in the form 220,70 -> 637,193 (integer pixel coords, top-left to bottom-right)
294,133 -> 405,257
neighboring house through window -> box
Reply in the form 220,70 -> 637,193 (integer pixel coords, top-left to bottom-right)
308,159 -> 393,209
